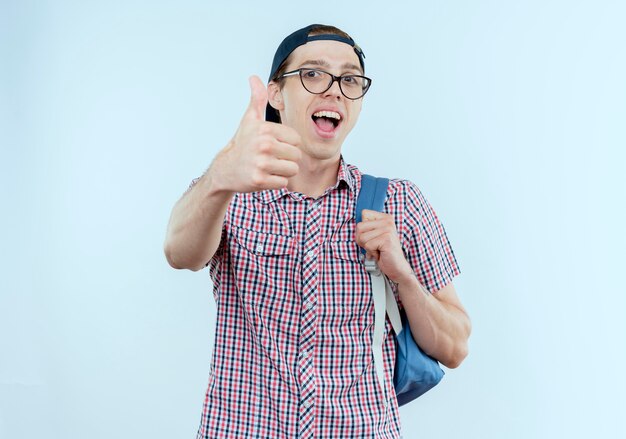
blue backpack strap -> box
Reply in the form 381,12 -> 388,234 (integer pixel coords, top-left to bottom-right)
356,174 -> 390,255
357,174 -> 444,405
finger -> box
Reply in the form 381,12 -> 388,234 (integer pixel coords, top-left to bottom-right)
265,174 -> 289,189
357,218 -> 393,234
361,209 -> 388,222
362,233 -> 389,260
356,226 -> 382,247
257,174 -> 289,190
244,75 -> 268,122
272,141 -> 302,162
269,124 -> 302,147
356,218 -> 386,232
263,157 -> 300,177
359,228 -> 390,245
365,250 -> 380,261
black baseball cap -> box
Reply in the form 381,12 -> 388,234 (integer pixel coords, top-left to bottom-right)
265,24 -> 366,123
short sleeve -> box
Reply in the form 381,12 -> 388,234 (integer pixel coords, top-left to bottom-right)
398,180 -> 460,293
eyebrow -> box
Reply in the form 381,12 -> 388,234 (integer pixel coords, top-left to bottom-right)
298,59 -> 363,74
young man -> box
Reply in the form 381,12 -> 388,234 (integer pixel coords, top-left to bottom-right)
164,24 -> 471,439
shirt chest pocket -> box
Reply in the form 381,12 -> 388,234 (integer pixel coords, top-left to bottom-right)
230,226 -> 296,305
322,239 -> 374,318
329,240 -> 362,263
232,226 -> 295,257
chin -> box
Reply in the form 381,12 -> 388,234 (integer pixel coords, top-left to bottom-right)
304,144 -> 342,161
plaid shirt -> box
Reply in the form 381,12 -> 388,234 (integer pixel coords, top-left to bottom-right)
194,158 -> 460,439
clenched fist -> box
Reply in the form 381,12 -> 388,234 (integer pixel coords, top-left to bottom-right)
210,75 -> 302,193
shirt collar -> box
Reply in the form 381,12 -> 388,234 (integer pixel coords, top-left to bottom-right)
253,156 -> 356,205
336,155 -> 356,193
253,187 -> 288,204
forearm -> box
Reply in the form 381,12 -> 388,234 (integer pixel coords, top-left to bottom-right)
164,166 -> 234,271
396,275 -> 471,368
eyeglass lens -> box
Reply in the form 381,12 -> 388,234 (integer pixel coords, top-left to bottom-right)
299,69 -> 370,99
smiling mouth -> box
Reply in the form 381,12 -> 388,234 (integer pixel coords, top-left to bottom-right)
312,110 -> 342,132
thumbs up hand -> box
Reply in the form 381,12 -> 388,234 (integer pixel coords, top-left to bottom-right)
210,75 -> 302,194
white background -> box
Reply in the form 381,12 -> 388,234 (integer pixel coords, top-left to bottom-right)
1,1 -> 625,438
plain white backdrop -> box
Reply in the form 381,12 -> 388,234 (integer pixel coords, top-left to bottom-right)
1,1 -> 625,438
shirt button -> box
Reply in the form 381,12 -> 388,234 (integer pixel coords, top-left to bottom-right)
303,400 -> 313,408
255,244 -> 264,253
304,300 -> 314,310
307,250 -> 314,258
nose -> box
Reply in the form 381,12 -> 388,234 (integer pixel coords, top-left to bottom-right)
323,77 -> 343,99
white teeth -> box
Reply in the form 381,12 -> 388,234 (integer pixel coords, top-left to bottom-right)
313,111 -> 341,120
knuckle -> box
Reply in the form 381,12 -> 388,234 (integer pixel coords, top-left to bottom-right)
258,123 -> 273,136
287,162 -> 299,176
256,158 -> 269,172
257,140 -> 272,154
268,176 -> 285,189
250,172 -> 265,187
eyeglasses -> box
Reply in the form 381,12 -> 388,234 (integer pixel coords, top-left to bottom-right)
277,68 -> 372,100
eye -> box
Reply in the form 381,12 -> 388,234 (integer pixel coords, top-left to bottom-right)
341,75 -> 360,87
303,69 -> 322,79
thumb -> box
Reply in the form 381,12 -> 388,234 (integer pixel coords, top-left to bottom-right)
245,75 -> 268,121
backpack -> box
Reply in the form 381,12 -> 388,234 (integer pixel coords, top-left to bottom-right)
356,174 -> 444,406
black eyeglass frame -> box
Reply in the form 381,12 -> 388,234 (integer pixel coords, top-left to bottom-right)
277,68 -> 372,100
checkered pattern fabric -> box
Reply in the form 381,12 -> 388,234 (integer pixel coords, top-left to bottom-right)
193,158 -> 460,438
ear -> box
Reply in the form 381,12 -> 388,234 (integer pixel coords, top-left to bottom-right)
267,81 -> 285,111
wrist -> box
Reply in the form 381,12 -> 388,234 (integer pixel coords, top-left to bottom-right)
203,147 -> 235,197
394,267 -> 418,289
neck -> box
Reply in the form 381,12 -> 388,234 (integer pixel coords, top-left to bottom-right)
287,154 -> 341,198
